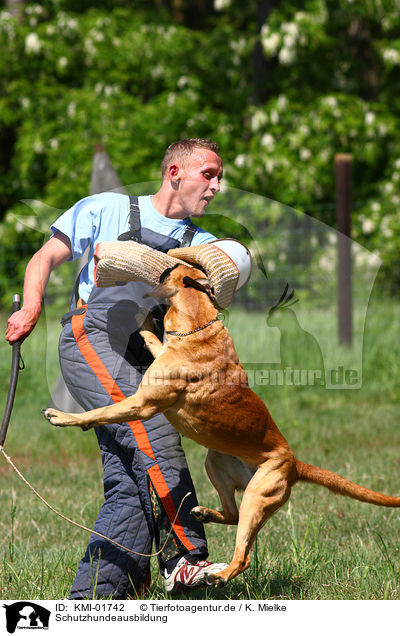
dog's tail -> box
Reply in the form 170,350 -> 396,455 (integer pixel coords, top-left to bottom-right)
296,460 -> 400,507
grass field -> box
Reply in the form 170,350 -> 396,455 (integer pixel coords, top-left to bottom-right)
0,288 -> 399,600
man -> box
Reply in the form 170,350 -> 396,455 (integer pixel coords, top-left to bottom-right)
6,138 -> 228,598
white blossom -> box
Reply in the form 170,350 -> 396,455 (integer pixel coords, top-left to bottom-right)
58,15 -> 78,32
214,0 -> 231,10
84,38 -> 97,57
67,101 -> 77,117
365,111 -> 376,126
283,33 -> 296,49
328,232 -> 337,245
151,66 -> 164,80
318,254 -> 334,273
381,216 -> 393,238
91,29 -> 104,42
251,110 -> 268,131
260,133 -> 275,151
177,76 -> 188,89
265,159 -> 275,173
382,48 -> 400,65
323,96 -> 338,109
278,47 -> 296,65
362,218 -> 375,234
58,56 -> 68,69
0,12 -> 15,38
26,5 -> 44,15
186,89 -> 197,102
319,148 -> 331,162
261,29 -> 280,56
270,109 -> 279,124
33,139 -> 44,154
282,22 -> 299,37
231,37 -> 246,54
277,95 -> 288,110
234,154 -> 247,168
383,181 -> 394,194
298,124 -> 310,137
25,33 -> 42,54
300,148 -> 311,161
353,244 -> 381,269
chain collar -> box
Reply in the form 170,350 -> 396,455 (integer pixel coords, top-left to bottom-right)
166,317 -> 219,338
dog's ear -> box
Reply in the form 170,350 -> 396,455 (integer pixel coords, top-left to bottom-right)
182,276 -> 215,301
159,264 -> 180,284
143,281 -> 179,300
143,265 -> 183,300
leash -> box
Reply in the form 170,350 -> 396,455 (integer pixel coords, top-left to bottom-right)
0,446 -> 191,558
0,294 -> 191,558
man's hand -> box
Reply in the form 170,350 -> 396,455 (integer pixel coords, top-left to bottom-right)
4,231 -> 72,345
6,305 -> 41,344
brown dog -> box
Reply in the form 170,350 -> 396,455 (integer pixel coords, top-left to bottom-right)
43,264 -> 400,586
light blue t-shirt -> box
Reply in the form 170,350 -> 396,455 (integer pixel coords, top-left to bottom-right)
51,192 -> 216,302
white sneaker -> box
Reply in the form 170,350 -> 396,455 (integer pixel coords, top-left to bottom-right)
164,557 -> 228,594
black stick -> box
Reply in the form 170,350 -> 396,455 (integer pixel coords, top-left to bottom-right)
0,294 -> 22,448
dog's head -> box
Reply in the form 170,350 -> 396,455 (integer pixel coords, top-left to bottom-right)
144,264 -> 215,303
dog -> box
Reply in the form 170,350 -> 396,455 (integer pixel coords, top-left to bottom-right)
43,263 -> 400,587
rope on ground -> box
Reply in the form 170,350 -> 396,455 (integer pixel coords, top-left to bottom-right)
0,445 -> 190,558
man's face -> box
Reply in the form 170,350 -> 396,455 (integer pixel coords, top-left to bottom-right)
174,148 -> 223,217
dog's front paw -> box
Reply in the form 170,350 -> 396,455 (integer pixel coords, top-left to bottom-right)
42,407 -> 81,428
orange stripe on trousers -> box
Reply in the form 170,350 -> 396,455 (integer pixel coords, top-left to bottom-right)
71,311 -> 196,552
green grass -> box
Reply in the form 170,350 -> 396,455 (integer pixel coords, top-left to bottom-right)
0,292 -> 399,600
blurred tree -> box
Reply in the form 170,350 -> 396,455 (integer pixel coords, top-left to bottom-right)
0,0 -> 399,305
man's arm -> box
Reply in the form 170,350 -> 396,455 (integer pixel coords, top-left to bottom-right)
5,232 -> 72,344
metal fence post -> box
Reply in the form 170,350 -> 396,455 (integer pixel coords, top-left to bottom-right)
335,153 -> 353,347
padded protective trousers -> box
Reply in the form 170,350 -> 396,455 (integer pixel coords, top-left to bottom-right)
58,283 -> 208,599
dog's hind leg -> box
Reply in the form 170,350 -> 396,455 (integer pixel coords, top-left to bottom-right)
191,450 -> 255,525
205,453 -> 295,586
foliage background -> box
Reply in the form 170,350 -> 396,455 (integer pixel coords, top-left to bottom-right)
0,0 -> 400,307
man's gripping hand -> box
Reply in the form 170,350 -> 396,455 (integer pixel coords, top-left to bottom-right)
6,305 -> 41,344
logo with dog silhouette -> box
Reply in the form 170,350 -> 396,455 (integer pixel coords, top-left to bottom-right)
3,602 -> 50,633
